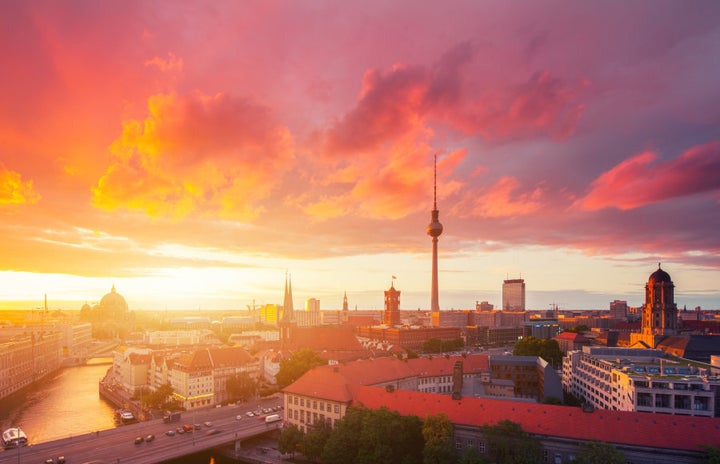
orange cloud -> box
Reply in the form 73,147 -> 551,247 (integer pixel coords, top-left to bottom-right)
576,140 -> 720,211
0,165 -> 41,206
93,92 -> 294,220
453,176 -> 544,218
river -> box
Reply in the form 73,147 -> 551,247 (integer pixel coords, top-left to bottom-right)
0,361 -> 244,463
0,359 -> 116,444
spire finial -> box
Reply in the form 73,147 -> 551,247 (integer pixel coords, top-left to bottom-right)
433,154 -> 437,210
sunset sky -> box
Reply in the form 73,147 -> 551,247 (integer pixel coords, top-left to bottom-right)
1,1 -> 719,312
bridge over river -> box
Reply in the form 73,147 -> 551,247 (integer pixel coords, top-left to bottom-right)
0,403 -> 282,464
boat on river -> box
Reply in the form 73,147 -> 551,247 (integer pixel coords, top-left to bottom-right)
1,427 -> 28,449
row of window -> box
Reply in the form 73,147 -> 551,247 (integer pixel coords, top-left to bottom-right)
287,395 -> 340,414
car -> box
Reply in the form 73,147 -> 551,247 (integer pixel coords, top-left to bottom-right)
245,411 -> 254,417
134,436 -> 144,445
176,427 -> 185,434
194,423 -> 201,430
204,428 -> 221,436
182,424 -> 193,432
236,415 -> 243,420
203,421 -> 213,427
57,457 -> 66,464
166,430 -> 175,436
145,434 -> 155,442
45,459 -> 55,464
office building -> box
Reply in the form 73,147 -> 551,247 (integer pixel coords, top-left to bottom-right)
502,278 -> 526,311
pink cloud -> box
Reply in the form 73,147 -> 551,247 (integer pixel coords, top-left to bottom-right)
576,140 -> 720,211
450,71 -> 589,141
452,176 -> 544,219
323,64 -> 429,156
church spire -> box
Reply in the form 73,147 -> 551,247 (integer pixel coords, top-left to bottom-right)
283,272 -> 294,323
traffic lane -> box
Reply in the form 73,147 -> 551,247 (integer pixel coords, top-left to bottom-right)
0,412 -> 283,464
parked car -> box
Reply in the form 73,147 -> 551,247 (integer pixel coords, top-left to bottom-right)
166,430 -> 175,436
134,436 -> 144,445
145,434 -> 155,442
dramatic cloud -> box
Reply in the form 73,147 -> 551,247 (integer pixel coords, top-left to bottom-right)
1,1 -> 719,310
452,176 -> 545,219
93,92 -> 294,220
576,140 -> 720,211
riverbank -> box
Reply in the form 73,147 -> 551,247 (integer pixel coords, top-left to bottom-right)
0,362 -> 116,444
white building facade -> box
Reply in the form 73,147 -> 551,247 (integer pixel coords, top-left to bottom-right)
563,346 -> 717,417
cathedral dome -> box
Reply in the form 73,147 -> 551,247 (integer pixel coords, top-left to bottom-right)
649,264 -> 672,284
99,285 -> 129,314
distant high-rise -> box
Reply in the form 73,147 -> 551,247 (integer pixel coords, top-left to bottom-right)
502,278 -> 526,311
427,155 -> 443,318
609,300 -> 628,319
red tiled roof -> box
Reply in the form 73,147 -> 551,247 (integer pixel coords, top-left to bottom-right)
208,346 -> 255,367
283,365 -> 354,402
285,326 -> 364,352
283,355 -> 491,401
555,332 -> 590,342
407,355 -> 489,377
352,386 -> 720,452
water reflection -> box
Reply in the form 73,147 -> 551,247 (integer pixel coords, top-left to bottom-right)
0,360 -> 116,444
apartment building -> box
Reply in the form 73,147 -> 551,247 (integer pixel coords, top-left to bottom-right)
563,346 -> 718,417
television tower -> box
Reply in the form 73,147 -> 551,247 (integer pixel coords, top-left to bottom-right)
427,155 -> 443,314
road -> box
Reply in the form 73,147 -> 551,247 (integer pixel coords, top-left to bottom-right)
0,398 -> 283,464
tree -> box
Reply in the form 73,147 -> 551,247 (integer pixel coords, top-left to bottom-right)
278,424 -> 304,457
441,338 -> 465,352
276,348 -> 325,388
458,446 -> 488,464
565,325 -> 590,333
146,382 -> 174,409
481,420 -> 543,464
702,445 -> 720,464
513,336 -> 564,368
423,412 -> 456,464
575,441 -> 625,464
423,338 -> 444,353
302,420 -> 332,462
322,406 -> 366,464
226,372 -> 257,402
354,407 -> 423,464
